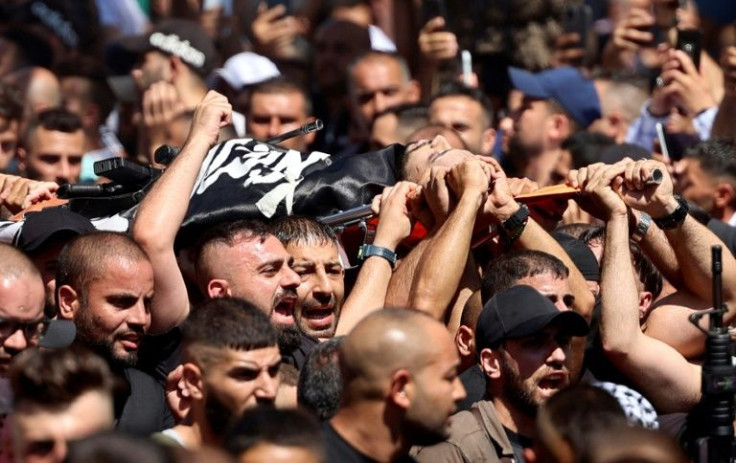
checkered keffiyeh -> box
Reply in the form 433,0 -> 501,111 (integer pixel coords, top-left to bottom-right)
594,381 -> 659,429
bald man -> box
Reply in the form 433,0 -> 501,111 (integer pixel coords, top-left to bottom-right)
0,244 -> 45,461
324,309 -> 466,462
0,244 -> 45,376
2,66 -> 62,132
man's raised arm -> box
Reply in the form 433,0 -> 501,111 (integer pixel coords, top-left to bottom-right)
132,91 -> 232,333
623,160 -> 736,357
591,162 -> 701,413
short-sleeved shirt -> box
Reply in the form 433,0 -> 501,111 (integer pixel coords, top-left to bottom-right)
323,422 -> 417,463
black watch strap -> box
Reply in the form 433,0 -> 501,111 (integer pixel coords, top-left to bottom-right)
652,196 -> 689,230
501,203 -> 530,231
358,244 -> 397,268
499,203 -> 530,245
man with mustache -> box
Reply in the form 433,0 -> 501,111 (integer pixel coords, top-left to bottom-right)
193,219 -> 303,357
132,91 -> 305,360
156,298 -> 280,449
55,232 -> 173,435
274,217 -> 344,341
414,285 -> 588,463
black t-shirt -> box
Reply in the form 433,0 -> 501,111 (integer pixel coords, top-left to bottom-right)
458,364 -> 487,411
137,327 -> 182,386
323,422 -> 417,463
113,366 -> 174,436
283,334 -> 319,371
504,427 -> 533,463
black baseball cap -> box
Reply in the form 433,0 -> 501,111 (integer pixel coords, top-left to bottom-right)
16,207 -> 95,253
476,285 -> 589,350
117,19 -> 217,77
553,232 -> 600,282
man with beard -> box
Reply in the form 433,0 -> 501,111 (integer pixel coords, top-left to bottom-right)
428,83 -> 496,157
155,298 -> 280,449
17,108 -> 85,185
194,219 -> 304,360
347,51 -> 421,152
55,231 -> 173,435
506,67 -> 601,187
132,91 -> 304,361
274,217 -> 344,340
414,285 -> 588,462
455,250 -> 578,411
325,309 -> 466,462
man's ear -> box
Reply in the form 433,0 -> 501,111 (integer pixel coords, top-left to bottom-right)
455,325 -> 475,358
168,55 -> 183,82
548,113 -> 571,142
389,369 -> 412,410
479,348 -> 502,379
207,279 -> 232,298
714,183 -> 734,211
638,290 -> 654,321
407,79 -> 421,104
181,362 -> 205,401
165,365 -> 191,421
606,111 -> 625,140
83,103 -> 100,129
480,128 -> 496,156
57,285 -> 80,320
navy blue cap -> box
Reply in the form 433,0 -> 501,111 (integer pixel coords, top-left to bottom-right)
509,66 -> 602,128
476,285 -> 589,350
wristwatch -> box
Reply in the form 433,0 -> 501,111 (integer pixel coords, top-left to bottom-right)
631,213 -> 651,243
358,244 -> 397,268
652,196 -> 689,230
500,203 -> 530,245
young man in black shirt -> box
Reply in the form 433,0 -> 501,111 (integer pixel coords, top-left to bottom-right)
325,309 -> 466,462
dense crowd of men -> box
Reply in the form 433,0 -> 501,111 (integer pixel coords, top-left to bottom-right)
1,0 -> 736,461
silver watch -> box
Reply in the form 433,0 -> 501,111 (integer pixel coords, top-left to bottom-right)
631,213 -> 651,243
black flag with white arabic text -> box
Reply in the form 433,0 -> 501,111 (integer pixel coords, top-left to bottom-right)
177,139 -> 401,245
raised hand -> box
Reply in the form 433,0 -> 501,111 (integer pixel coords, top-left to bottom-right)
371,181 -> 418,250
446,158 -> 491,201
418,17 -> 459,64
568,162 -> 628,220
422,166 -> 454,229
610,8 -> 654,52
478,157 -> 520,223
552,32 -> 585,68
251,2 -> 308,60
660,49 -> 715,117
187,90 -> 232,149
620,159 -> 678,217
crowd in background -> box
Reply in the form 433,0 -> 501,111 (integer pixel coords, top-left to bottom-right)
2,0 -> 736,461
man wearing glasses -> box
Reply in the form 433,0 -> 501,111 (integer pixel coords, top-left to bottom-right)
0,243 -> 45,462
0,244 -> 45,378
